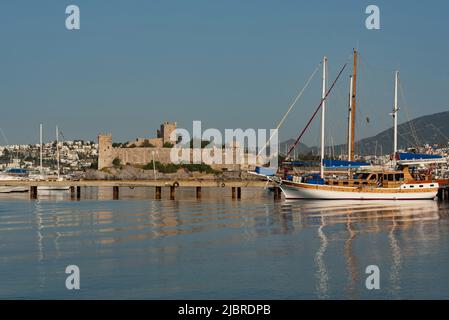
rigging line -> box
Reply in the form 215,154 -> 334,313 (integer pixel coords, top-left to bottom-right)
397,129 -> 416,148
257,62 -> 322,157
357,53 -> 393,74
283,61 -> 348,162
429,123 -> 449,142
398,81 -> 421,147
0,127 -> 9,145
59,130 -> 66,142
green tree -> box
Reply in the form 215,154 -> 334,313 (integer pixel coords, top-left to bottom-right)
112,157 -> 121,167
142,139 -> 155,148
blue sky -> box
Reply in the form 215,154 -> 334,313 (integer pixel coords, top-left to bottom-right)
0,0 -> 448,146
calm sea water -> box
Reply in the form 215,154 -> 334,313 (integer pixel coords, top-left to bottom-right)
0,187 -> 449,299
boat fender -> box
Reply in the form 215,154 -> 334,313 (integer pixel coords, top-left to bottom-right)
173,181 -> 180,188
221,182 -> 225,187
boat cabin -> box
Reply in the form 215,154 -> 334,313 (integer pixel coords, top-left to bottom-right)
324,166 -> 426,188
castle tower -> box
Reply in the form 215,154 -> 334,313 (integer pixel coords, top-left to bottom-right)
158,122 -> 177,145
98,134 -> 113,169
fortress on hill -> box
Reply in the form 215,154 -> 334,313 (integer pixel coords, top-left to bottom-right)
98,122 -> 263,171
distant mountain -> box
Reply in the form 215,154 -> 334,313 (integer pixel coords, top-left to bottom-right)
279,139 -> 311,156
343,111 -> 449,156
281,111 -> 449,157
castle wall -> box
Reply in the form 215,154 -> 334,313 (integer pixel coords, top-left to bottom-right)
98,132 -> 265,171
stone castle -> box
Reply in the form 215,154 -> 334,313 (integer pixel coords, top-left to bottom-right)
98,122 -> 177,169
98,122 -> 261,171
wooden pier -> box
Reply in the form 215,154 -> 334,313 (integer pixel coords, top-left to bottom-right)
0,179 -> 276,200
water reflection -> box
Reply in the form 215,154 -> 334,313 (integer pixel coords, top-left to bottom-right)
284,200 -> 440,299
0,189 -> 447,299
315,216 -> 329,299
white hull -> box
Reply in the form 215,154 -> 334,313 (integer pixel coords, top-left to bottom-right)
0,174 -> 28,193
38,186 -> 70,191
0,186 -> 28,193
280,181 -> 438,200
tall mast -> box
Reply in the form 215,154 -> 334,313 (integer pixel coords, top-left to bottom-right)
347,75 -> 353,160
56,126 -> 60,179
39,123 -> 43,174
349,49 -> 358,161
320,56 -> 327,179
393,71 -> 399,158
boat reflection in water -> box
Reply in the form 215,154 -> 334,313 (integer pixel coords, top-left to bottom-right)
1,187 -> 448,299
279,199 -> 441,299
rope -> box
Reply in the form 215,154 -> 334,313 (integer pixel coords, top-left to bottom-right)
257,62 -> 322,156
283,61 -> 349,161
0,127 -> 9,145
398,81 -> 421,147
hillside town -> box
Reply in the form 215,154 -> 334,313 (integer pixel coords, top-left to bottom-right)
0,140 -> 98,174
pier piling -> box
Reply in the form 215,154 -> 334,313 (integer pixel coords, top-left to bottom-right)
237,187 -> 241,199
76,186 -> 81,200
170,186 -> 175,200
196,186 -> 201,199
274,186 -> 282,200
231,187 -> 236,199
113,186 -> 119,200
30,186 -> 37,199
155,186 -> 162,199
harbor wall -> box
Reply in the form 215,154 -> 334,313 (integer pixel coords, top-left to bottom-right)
98,134 -> 260,171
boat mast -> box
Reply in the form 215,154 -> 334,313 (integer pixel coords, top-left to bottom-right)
392,71 -> 399,159
347,75 -> 353,160
56,126 -> 60,179
320,56 -> 327,179
39,123 -> 43,175
349,49 -> 357,161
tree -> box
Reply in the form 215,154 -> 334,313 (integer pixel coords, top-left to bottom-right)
112,157 -> 121,167
142,139 -> 155,148
163,142 -> 174,148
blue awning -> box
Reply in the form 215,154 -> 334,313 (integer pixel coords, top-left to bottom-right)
397,152 -> 443,160
323,159 -> 369,168
5,168 -> 28,174
283,160 -> 369,169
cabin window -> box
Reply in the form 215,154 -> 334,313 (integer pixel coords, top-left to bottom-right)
357,173 -> 370,180
395,174 -> 404,181
388,174 -> 394,181
410,185 -> 414,188
419,185 -> 424,188
430,184 -> 435,187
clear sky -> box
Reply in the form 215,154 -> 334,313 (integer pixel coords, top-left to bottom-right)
0,0 -> 448,146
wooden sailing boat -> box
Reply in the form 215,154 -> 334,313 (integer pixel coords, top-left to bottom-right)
277,50 -> 439,200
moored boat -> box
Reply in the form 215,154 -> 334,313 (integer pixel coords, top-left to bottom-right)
254,50 -> 442,200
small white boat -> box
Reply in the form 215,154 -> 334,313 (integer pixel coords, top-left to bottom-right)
34,124 -> 70,192
37,177 -> 70,191
0,172 -> 28,193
